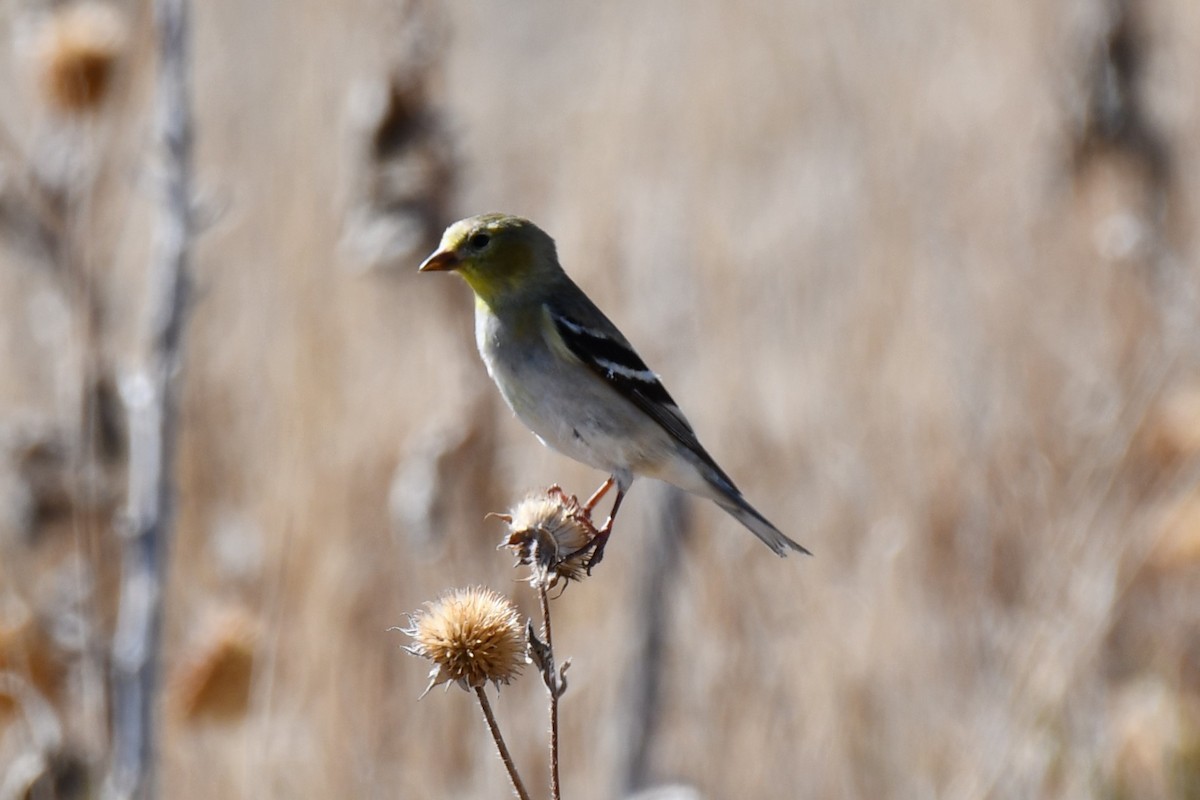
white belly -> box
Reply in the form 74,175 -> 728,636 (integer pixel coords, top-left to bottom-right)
474,303 -> 666,479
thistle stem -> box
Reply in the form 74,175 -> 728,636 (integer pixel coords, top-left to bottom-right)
474,685 -> 531,800
540,585 -> 561,800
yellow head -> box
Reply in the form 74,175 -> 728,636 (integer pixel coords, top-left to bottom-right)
419,213 -> 561,306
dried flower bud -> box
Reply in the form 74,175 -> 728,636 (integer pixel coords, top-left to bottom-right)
34,2 -> 127,113
400,587 -> 525,695
498,487 -> 597,588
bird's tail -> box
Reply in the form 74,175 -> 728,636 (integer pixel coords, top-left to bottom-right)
714,491 -> 811,557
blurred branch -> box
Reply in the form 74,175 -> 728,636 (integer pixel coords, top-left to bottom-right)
619,486 -> 690,795
106,0 -> 193,797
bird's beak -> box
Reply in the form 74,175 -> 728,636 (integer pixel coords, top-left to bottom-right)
418,249 -> 461,272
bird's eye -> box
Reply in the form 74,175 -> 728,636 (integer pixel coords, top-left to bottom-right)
468,233 -> 491,249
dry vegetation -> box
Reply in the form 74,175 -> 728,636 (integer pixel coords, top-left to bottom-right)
1,0 -> 1199,798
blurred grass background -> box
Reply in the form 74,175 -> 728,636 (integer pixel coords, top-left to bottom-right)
1,0 -> 1199,797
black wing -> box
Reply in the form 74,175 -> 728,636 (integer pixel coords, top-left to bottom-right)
546,305 -> 735,485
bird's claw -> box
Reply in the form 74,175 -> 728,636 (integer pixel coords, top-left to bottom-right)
563,526 -> 611,575
562,478 -> 624,575
582,530 -> 611,575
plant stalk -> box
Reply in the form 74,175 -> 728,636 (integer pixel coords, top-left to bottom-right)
474,685 -> 531,800
540,585 -> 561,800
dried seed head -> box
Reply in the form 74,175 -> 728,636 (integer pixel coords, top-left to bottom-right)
400,587 -> 525,695
33,2 -> 127,113
499,488 -> 597,588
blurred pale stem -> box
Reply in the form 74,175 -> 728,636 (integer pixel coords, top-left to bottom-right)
107,0 -> 193,797
620,487 -> 689,793
474,686 -> 531,800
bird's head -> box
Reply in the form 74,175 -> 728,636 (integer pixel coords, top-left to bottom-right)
419,213 -> 560,306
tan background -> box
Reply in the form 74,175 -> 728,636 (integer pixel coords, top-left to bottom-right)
1,0 -> 1198,797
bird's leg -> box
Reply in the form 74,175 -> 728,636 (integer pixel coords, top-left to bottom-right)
584,486 -> 626,573
583,476 -> 615,513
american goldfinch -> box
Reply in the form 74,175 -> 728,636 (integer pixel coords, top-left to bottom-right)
420,213 -> 809,567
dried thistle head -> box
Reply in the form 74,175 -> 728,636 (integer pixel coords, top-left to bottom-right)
497,487 -> 597,588
400,587 -> 525,695
33,2 -> 127,113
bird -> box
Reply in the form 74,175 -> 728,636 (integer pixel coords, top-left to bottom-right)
419,213 -> 809,568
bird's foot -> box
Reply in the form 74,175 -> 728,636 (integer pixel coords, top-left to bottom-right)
582,528 -> 611,574
563,518 -> 612,575
576,482 -> 626,574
